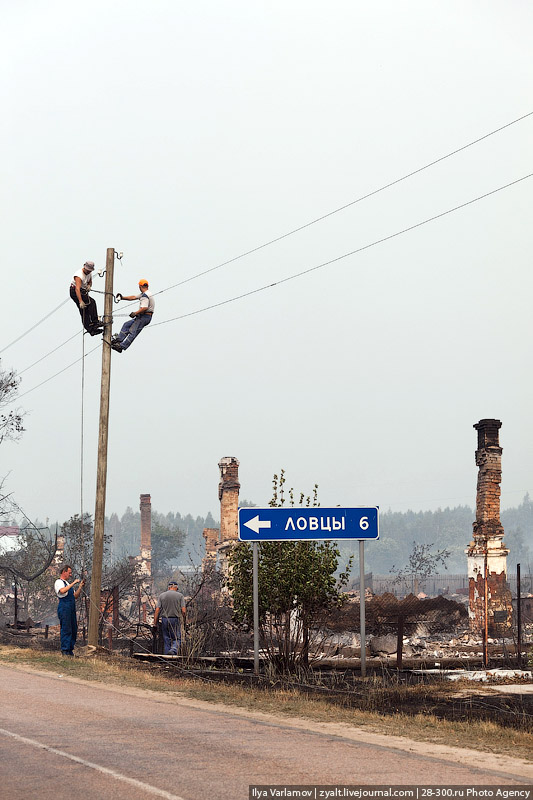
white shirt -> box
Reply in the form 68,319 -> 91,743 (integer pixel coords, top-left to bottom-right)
71,268 -> 93,290
54,578 -> 68,598
136,290 -> 155,314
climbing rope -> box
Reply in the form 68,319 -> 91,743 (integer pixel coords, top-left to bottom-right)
79,321 -> 89,633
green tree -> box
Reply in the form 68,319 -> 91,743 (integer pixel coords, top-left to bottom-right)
151,522 -> 185,576
391,541 -> 450,594
227,470 -> 352,673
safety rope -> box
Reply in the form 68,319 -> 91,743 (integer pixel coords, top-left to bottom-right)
90,289 -> 120,301
79,321 -> 88,632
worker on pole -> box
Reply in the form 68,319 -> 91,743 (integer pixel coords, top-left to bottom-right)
70,261 -> 103,335
111,279 -> 155,352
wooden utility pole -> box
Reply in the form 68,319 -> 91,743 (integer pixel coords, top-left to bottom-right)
88,248 -> 115,647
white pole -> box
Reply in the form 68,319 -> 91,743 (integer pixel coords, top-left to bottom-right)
253,541 -> 259,675
359,540 -> 366,677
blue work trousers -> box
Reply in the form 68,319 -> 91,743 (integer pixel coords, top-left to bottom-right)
57,589 -> 78,655
116,313 -> 152,350
161,617 -> 181,655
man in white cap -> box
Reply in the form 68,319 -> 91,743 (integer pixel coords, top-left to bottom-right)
70,261 -> 103,335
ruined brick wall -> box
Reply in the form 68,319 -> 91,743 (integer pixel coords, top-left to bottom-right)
202,527 -> 220,571
466,419 -> 512,635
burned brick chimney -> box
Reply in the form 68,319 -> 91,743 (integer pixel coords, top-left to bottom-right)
216,457 -> 240,576
466,419 -> 512,635
218,457 -> 240,544
139,493 -> 152,580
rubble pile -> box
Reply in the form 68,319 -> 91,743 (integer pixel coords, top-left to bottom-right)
327,592 -> 468,636
322,592 -> 532,663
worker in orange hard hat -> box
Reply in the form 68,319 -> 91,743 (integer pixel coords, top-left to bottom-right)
111,279 -> 155,353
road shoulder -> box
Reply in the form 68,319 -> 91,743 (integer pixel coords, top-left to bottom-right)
3,662 -> 532,782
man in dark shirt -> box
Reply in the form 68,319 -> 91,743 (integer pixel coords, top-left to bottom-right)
154,581 -> 186,655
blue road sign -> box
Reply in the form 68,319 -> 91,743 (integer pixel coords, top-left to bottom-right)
238,507 -> 379,542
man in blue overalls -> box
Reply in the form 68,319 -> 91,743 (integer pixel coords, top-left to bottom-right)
54,565 -> 85,657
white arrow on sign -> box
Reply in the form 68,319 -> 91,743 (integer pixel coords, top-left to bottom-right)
243,515 -> 272,535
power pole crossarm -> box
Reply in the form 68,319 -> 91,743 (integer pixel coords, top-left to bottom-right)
88,248 -> 115,647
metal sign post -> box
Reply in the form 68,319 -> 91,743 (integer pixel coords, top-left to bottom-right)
359,540 -> 366,678
238,506 -> 379,677
253,542 -> 259,675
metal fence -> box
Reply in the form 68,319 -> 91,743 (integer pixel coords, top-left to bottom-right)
352,573 -> 533,598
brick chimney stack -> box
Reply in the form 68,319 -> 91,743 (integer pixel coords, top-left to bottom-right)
139,493 -> 152,580
218,457 -> 240,544
466,419 -> 512,634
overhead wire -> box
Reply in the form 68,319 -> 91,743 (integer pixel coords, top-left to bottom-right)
12,171 -> 533,400
6,111 -> 533,372
150,172 -> 533,329
0,299 -> 70,356
152,110 -> 533,299
18,331 -> 81,375
16,339 -> 102,401
6,111 -> 533,395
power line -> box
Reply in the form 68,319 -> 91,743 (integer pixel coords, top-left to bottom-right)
15,172 -> 533,396
18,331 -> 81,375
11,171 -> 533,400
6,111 -> 532,369
16,340 -> 102,401
150,172 -> 533,329
153,110 -> 533,299
0,299 -> 70,356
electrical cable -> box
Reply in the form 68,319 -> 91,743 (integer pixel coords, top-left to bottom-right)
12,171 -> 532,400
6,112 -> 532,366
16,339 -> 102,401
151,110 -> 533,299
0,299 -> 70,356
2,111 -> 531,367
18,332 -> 81,375
150,172 -> 533,330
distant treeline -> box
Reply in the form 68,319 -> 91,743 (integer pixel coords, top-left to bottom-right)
84,494 -> 533,575
336,494 -> 533,574
105,508 -> 219,566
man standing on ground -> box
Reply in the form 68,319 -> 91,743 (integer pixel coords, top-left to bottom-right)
111,278 -> 155,352
154,581 -> 186,655
54,564 -> 85,656
70,261 -> 103,335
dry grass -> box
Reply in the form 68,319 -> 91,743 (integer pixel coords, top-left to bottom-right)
1,644 -> 532,763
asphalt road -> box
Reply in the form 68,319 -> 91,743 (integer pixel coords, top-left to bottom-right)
0,664 -> 531,800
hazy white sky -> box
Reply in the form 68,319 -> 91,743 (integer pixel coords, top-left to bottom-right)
2,1 -> 532,529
